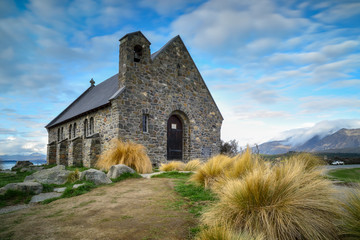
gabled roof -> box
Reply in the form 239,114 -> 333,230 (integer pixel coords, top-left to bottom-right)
46,74 -> 121,128
119,31 -> 151,45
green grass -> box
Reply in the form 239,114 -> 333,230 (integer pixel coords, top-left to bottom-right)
0,189 -> 34,207
152,171 -> 215,217
111,172 -> 142,182
0,171 -> 35,188
65,166 -> 90,172
174,180 -> 217,217
327,168 -> 360,183
151,171 -> 193,179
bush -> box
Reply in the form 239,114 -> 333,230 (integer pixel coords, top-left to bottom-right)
196,225 -> 263,240
159,161 -> 185,172
220,140 -> 240,156
339,185 -> 360,239
96,139 -> 152,173
201,160 -> 341,240
190,155 -> 234,189
184,159 -> 202,171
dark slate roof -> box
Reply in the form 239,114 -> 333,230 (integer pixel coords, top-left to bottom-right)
46,74 -> 123,128
119,31 -> 151,45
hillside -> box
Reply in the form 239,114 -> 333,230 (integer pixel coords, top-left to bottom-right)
258,128 -> 360,154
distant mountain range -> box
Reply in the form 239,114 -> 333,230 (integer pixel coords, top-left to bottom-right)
0,153 -> 46,161
258,128 -> 360,155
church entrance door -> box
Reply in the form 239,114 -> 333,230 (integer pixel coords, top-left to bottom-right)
167,115 -> 183,160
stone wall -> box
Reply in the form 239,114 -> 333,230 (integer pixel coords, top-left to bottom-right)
47,104 -> 118,166
116,32 -> 223,165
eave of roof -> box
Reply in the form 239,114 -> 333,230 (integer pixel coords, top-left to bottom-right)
46,74 -> 121,128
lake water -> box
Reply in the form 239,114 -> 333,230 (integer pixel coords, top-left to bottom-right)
0,160 -> 47,170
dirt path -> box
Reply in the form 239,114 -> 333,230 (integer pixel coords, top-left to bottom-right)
0,178 -> 197,240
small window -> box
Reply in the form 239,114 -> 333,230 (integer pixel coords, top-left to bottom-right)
61,127 -> 64,140
69,124 -> 72,139
58,128 -> 60,142
142,114 -> 149,133
84,119 -> 88,137
134,45 -> 143,62
90,117 -> 94,135
73,123 -> 77,138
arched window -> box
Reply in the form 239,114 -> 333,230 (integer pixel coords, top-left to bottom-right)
58,128 -> 60,142
61,127 -> 64,141
84,119 -> 88,137
73,123 -> 77,138
134,45 -> 143,62
69,124 -> 72,139
90,117 -> 94,135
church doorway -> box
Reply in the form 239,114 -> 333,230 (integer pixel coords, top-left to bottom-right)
167,115 -> 183,160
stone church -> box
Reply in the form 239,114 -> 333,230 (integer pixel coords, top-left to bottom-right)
45,31 -> 223,167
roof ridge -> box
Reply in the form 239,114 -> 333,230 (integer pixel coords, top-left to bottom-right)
151,35 -> 180,60
45,85 -> 94,128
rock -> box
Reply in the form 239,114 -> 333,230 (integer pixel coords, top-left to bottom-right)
73,183 -> 85,189
30,192 -> 62,203
54,187 -> 66,193
80,169 -> 112,185
11,161 -> 33,171
107,164 -> 135,179
0,182 -> 43,195
24,165 -> 71,185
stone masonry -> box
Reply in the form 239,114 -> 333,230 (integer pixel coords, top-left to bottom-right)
46,31 -> 223,167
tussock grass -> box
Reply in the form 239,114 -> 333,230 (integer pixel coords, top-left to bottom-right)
286,152 -> 325,171
184,159 -> 202,171
196,225 -> 264,240
340,185 -> 360,239
201,160 -> 341,240
95,139 -> 152,174
190,155 -> 234,189
66,169 -> 79,183
159,161 -> 185,171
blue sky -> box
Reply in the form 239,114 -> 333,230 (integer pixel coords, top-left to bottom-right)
0,0 -> 360,155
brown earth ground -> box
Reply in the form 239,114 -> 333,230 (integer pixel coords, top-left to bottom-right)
0,178 -> 198,240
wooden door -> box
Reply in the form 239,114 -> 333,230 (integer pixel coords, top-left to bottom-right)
167,115 -> 183,160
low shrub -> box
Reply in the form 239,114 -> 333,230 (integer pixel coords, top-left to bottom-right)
201,160 -> 341,240
159,161 -> 185,171
184,159 -> 202,171
190,155 -> 234,189
196,225 -> 263,240
339,185 -> 360,239
96,139 -> 152,174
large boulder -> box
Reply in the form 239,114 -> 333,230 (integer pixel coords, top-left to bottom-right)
24,165 -> 71,185
0,182 -> 43,195
80,169 -> 112,185
11,161 -> 33,171
107,164 -> 135,179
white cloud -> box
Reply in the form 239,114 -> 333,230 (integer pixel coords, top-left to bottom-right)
314,2 -> 360,23
300,96 -> 360,113
276,119 -> 360,146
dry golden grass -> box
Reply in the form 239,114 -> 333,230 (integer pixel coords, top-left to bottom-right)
339,185 -> 360,239
286,152 -> 326,171
159,161 -> 185,172
66,169 -> 79,183
95,139 -> 152,174
201,160 -> 342,240
190,155 -> 235,189
196,225 -> 264,240
184,159 -> 202,171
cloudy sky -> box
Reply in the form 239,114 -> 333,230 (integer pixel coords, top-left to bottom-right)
0,0 -> 360,155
